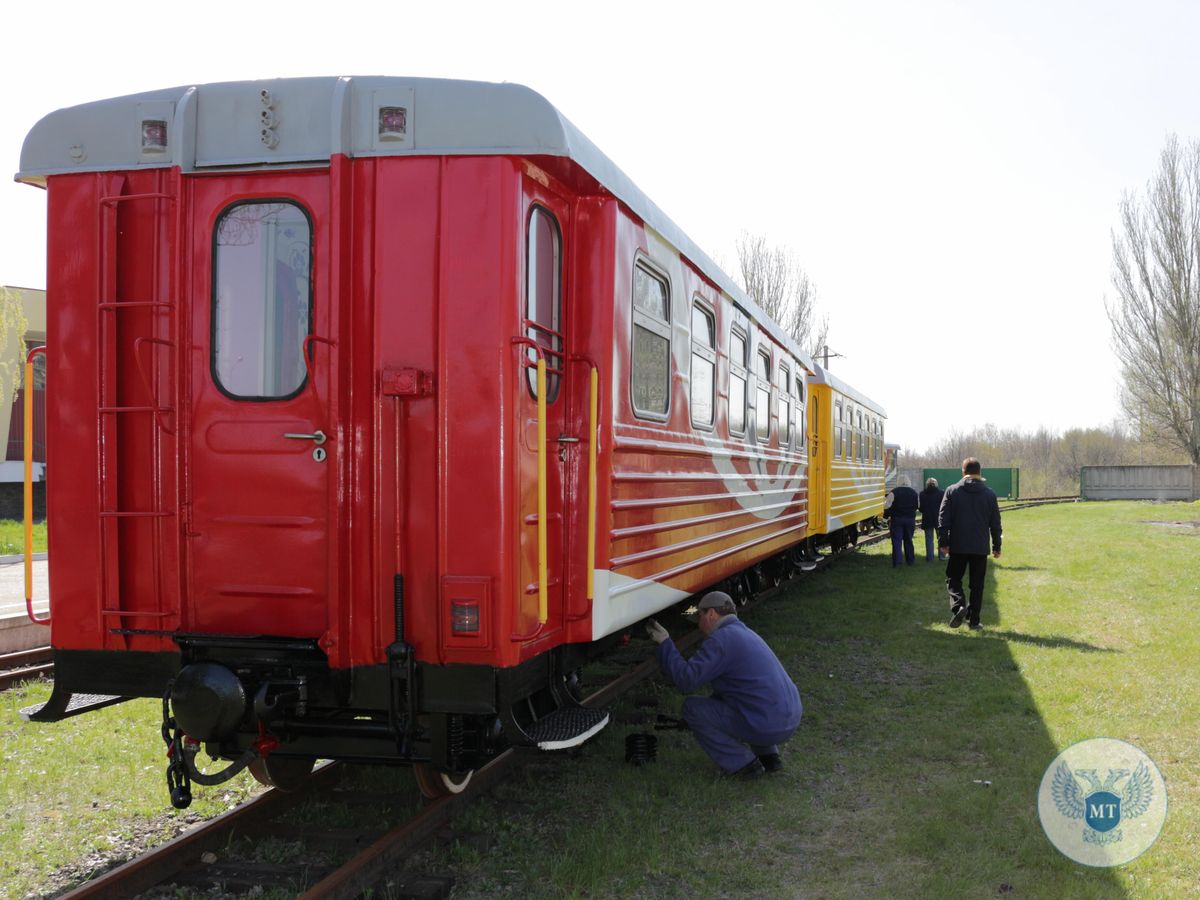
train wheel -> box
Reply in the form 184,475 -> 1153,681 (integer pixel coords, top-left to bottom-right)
247,754 -> 315,792
413,763 -> 474,799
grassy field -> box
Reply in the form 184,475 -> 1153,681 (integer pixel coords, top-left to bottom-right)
0,519 -> 47,555
1,501 -> 1197,897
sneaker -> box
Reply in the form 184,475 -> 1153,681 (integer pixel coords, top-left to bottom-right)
726,758 -> 766,779
949,606 -> 966,628
968,623 -> 983,631
758,753 -> 784,773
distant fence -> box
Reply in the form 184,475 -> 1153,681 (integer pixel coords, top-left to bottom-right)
923,467 -> 1020,499
1081,465 -> 1200,501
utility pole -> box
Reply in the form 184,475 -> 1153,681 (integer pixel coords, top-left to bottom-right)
818,345 -> 843,369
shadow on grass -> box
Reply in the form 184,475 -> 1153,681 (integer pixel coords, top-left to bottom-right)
981,629 -> 1120,653
728,545 -> 1131,898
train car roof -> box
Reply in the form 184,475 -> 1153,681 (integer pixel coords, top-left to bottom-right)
810,363 -> 887,417
17,75 -> 820,371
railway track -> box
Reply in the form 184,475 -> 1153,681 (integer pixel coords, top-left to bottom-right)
0,645 -> 53,691
1000,495 -> 1081,512
52,538 -> 877,898
57,637 -> 680,899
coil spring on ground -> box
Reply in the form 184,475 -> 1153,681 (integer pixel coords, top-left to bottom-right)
625,732 -> 658,765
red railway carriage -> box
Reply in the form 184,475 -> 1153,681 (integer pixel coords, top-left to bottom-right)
17,76 -> 883,803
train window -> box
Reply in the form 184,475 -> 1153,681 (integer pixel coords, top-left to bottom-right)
755,349 -> 771,440
729,327 -> 747,435
525,206 -> 563,402
836,425 -> 843,458
213,200 -> 312,400
778,364 -> 791,446
631,261 -> 671,418
690,302 -> 715,428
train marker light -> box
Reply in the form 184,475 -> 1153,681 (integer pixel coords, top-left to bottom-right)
451,600 -> 480,634
141,120 -> 168,153
378,106 -> 408,141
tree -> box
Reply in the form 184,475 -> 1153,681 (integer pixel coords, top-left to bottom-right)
1107,134 -> 1200,464
735,233 -> 829,359
0,286 -> 29,406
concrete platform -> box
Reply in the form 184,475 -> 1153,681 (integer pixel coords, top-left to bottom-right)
0,555 -> 50,654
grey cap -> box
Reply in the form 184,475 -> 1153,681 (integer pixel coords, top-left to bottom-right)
697,591 -> 735,611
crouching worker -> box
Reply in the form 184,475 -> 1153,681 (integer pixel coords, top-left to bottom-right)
646,591 -> 802,778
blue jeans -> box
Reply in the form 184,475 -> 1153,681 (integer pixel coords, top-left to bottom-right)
890,517 -> 916,566
923,526 -> 936,561
682,695 -> 800,773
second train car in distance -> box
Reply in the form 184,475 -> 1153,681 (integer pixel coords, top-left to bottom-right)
16,76 -> 887,803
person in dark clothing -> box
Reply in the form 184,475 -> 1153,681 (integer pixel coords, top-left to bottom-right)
937,458 -> 1002,630
646,591 -> 802,777
883,475 -> 919,567
918,477 -> 945,562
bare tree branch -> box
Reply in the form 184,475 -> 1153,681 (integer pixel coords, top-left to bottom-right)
735,232 -> 826,357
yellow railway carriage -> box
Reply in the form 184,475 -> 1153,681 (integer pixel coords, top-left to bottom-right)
807,365 -> 887,549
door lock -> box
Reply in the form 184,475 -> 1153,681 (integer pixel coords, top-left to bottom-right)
558,434 -> 579,462
284,430 -> 327,445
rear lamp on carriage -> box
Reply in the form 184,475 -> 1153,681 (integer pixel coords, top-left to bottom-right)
451,599 -> 480,634
378,106 -> 408,140
141,119 -> 168,153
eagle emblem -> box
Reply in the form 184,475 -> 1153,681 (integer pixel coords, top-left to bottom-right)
1051,761 -> 1155,844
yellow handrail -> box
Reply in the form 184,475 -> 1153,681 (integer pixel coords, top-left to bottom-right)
537,359 -> 548,624
586,367 -> 598,600
25,347 -> 49,625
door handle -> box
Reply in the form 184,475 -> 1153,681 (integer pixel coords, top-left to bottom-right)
283,430 -> 327,445
557,435 -> 580,443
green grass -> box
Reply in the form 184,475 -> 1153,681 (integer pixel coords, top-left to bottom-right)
3,502 -> 1197,897
412,501 -> 1199,897
0,519 -> 48,554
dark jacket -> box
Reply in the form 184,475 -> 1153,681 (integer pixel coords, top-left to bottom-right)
918,486 -> 944,529
656,616 -> 802,734
884,485 -> 918,522
937,476 -> 1002,555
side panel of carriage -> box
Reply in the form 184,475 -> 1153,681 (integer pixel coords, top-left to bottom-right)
593,217 -> 813,639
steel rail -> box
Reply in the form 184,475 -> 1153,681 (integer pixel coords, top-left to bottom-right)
0,646 -> 54,691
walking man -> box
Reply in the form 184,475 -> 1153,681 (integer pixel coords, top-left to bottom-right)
918,477 -> 944,562
937,458 -> 1002,630
883,475 -> 919,566
646,591 -> 802,777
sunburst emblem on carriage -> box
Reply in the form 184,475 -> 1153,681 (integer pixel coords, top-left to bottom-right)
1038,738 -> 1167,866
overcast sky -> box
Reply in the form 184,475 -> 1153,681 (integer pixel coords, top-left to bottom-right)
3,0 -> 1196,450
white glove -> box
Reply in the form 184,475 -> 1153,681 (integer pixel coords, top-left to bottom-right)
646,618 -> 669,644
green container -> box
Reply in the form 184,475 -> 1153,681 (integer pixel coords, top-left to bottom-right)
923,468 -> 1019,500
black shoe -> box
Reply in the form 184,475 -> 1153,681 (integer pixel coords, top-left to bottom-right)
726,758 -> 766,779
758,753 -> 783,773
968,622 -> 983,631
949,606 -> 966,628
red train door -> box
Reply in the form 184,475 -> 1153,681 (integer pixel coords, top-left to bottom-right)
184,175 -> 336,638
516,187 -> 573,640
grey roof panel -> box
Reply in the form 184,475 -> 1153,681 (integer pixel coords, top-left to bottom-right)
17,75 -> 820,372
